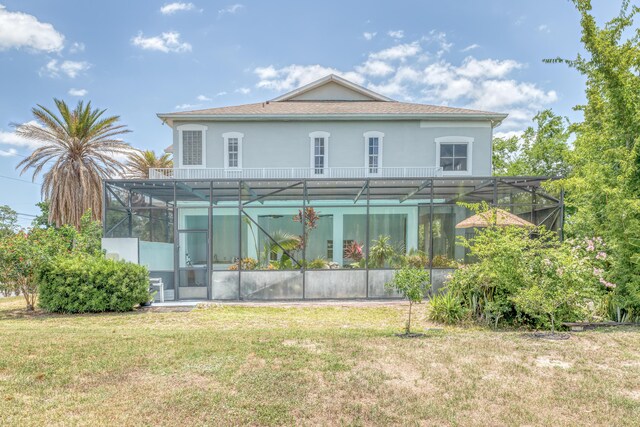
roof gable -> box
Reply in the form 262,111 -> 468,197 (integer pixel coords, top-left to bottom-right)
271,74 -> 392,102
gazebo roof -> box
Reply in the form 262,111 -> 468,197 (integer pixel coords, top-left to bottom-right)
455,208 -> 535,229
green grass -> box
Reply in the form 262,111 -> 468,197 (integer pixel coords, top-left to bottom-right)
0,297 -> 639,426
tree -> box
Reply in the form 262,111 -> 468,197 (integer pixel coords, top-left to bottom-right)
0,227 -> 72,310
31,201 -> 53,229
493,109 -> 571,177
0,205 -> 18,238
126,149 -> 173,179
492,134 -> 520,176
386,267 -> 430,335
15,99 -> 132,229
545,0 -> 640,321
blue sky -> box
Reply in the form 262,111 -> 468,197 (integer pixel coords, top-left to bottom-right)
0,0 -> 630,226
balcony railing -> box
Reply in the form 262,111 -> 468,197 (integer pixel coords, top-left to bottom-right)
148,167 -> 444,180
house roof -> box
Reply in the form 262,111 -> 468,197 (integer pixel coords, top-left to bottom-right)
271,74 -> 393,102
157,74 -> 508,126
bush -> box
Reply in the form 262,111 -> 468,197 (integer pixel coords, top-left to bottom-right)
38,255 -> 150,313
307,258 -> 328,269
430,223 -> 612,329
429,292 -> 468,324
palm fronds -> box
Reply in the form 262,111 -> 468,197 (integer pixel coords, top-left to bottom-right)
126,150 -> 173,179
15,99 -> 132,228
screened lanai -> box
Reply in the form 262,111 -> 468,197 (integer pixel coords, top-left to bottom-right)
103,177 -> 563,301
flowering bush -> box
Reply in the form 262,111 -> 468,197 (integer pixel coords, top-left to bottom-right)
0,209 -> 104,310
0,227 -> 72,310
227,257 -> 259,271
343,241 -> 364,263
428,225 -> 613,329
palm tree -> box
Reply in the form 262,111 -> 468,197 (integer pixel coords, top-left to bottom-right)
15,99 -> 132,228
126,149 -> 173,179
261,230 -> 301,267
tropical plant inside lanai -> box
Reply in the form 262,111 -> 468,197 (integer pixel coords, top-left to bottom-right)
15,99 -> 132,228
292,207 -> 320,251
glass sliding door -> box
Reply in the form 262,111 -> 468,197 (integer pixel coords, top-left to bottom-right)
177,208 -> 209,300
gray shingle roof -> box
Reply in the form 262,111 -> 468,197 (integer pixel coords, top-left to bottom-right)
159,101 -> 505,118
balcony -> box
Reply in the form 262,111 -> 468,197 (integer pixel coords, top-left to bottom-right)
148,167 -> 444,180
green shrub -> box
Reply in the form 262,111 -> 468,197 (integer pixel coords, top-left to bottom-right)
307,258 -> 328,269
38,255 -> 150,313
400,249 -> 428,269
428,292 -> 468,324
439,224 -> 612,330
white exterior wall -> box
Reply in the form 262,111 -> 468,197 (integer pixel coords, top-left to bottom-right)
172,119 -> 494,176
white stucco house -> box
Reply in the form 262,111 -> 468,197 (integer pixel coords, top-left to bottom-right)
153,74 -> 507,179
102,75 -> 563,301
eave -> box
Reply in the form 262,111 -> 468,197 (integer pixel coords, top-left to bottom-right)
157,112 -> 509,128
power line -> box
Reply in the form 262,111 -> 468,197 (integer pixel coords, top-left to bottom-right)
0,174 -> 41,185
0,149 -> 27,158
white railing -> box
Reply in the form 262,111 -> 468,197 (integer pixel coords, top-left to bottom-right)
149,167 -> 443,180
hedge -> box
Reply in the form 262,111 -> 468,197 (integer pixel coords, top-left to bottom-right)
38,255 -> 150,313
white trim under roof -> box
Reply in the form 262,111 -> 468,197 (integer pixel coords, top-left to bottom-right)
157,113 -> 508,128
420,121 -> 492,128
271,74 -> 393,102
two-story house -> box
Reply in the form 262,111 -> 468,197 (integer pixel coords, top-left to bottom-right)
102,75 -> 563,302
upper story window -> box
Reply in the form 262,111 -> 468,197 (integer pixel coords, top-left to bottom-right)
177,124 -> 208,168
435,136 -> 473,176
223,132 -> 244,169
363,131 -> 384,175
309,131 -> 330,175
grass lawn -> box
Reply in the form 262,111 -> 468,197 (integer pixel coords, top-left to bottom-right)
0,297 -> 639,426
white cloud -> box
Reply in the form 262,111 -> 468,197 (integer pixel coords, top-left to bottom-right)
216,91 -> 227,96
367,80 -> 409,99
68,88 -> 88,96
538,24 -> 550,33
254,65 -> 364,91
218,4 -> 244,16
422,30 -> 452,57
494,130 -> 525,139
363,32 -> 377,41
456,57 -> 522,79
387,30 -> 404,39
160,2 -> 195,15
196,94 -> 211,101
131,31 -> 192,53
42,59 -> 91,78
235,87 -> 250,94
175,103 -> 199,110
369,41 -> 421,61
0,148 -> 17,157
0,121 -> 44,151
461,43 -> 480,52
69,42 -> 85,53
356,60 -> 394,77
0,4 -> 65,52
470,80 -> 557,110
252,33 -> 557,132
